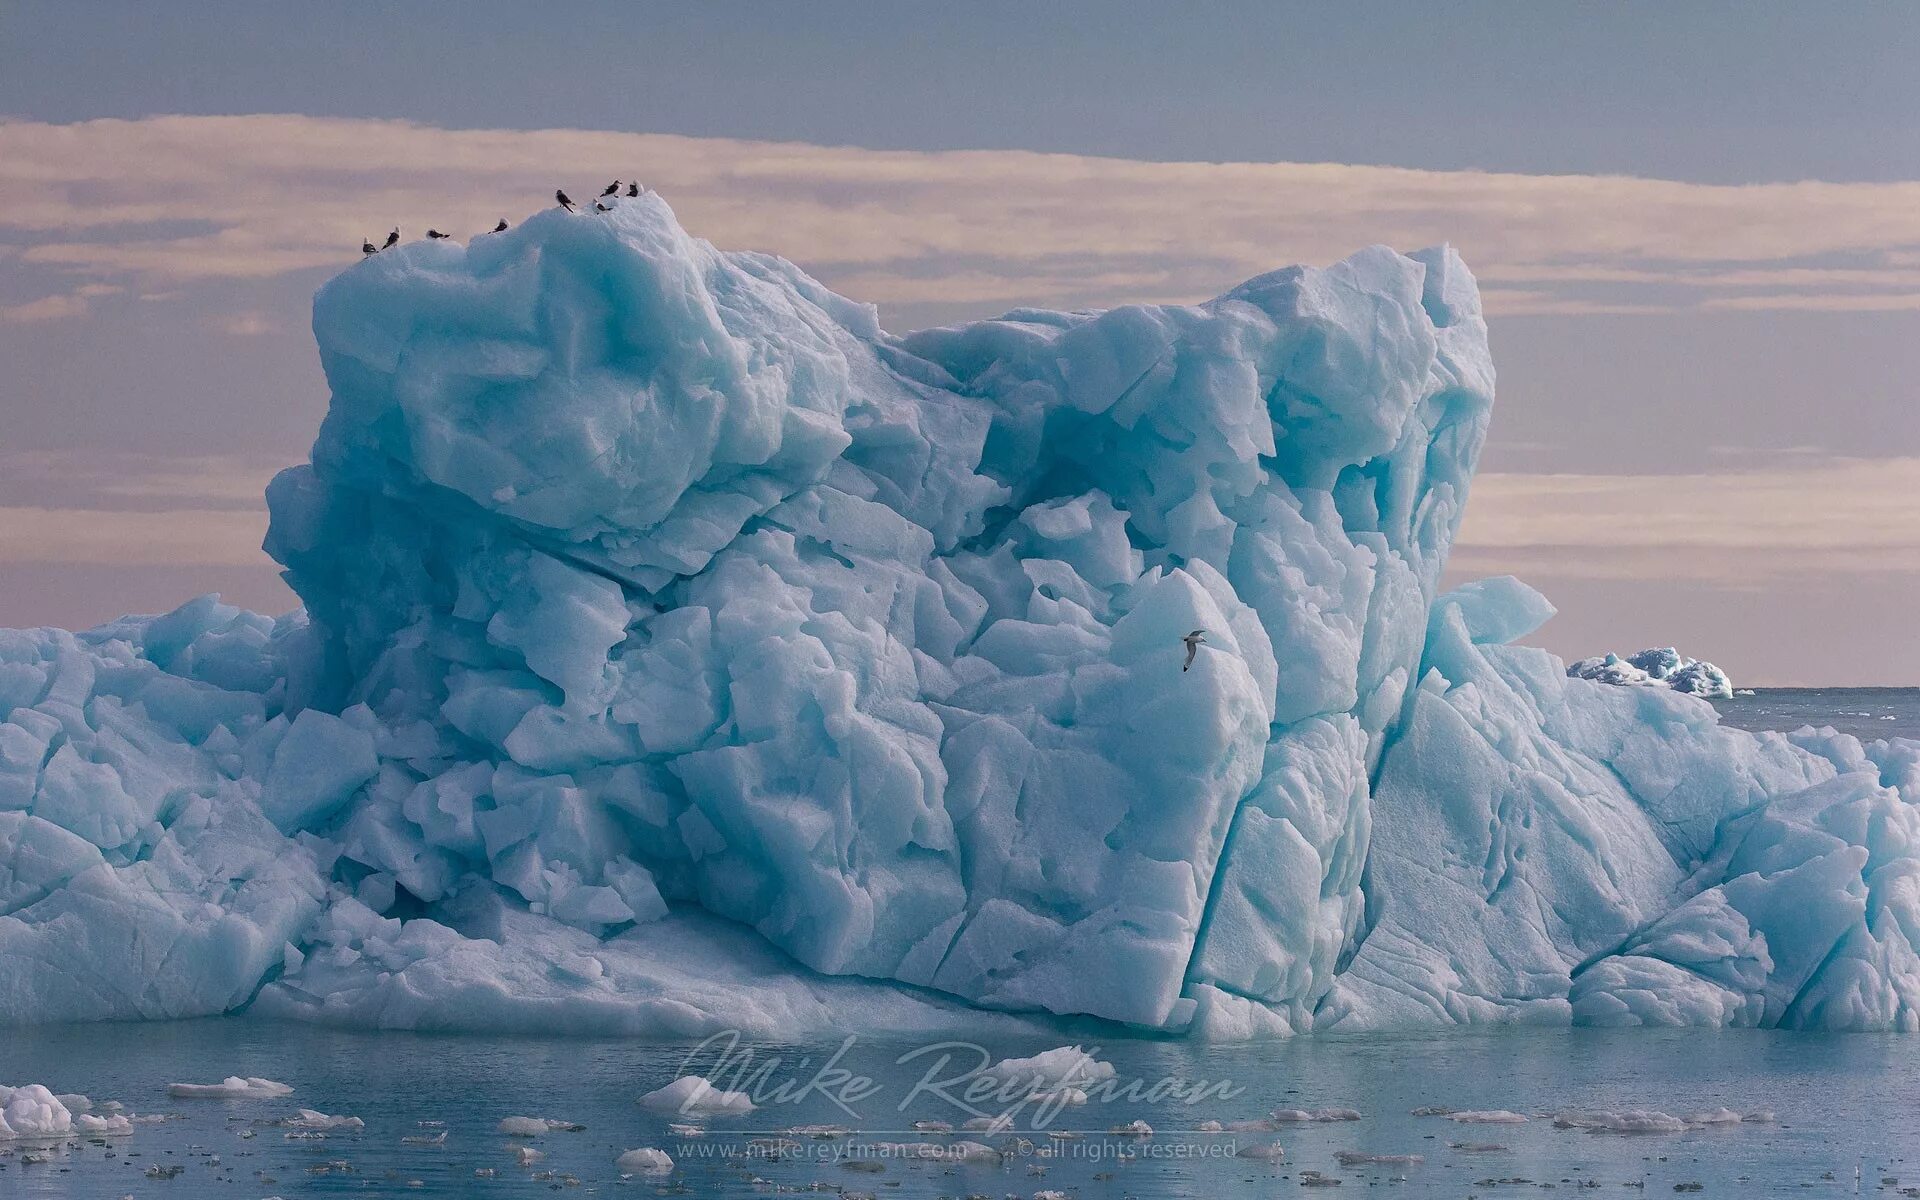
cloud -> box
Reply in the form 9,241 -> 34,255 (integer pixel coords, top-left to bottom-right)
209,311 -> 275,336
0,452 -> 287,569
0,450 -> 285,510
4,115 -> 1920,321
1453,456 -> 1920,583
0,506 -> 269,567
1699,292 -> 1920,313
0,292 -> 91,322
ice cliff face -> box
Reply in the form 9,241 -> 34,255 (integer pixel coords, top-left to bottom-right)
2,196 -> 1915,1036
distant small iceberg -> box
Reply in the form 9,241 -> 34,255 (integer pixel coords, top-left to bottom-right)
1567,647 -> 1733,699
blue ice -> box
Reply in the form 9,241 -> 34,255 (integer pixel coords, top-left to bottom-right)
1,196 -> 1914,1036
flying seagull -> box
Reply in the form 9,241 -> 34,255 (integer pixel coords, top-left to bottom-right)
601,180 -> 621,196
625,181 -> 639,197
492,219 -> 509,232
361,239 -> 378,256
1181,629 -> 1206,672
426,229 -> 450,240
556,189 -> 576,211
382,228 -> 400,249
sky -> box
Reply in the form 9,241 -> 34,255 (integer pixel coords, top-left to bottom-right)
1,2 -> 1917,685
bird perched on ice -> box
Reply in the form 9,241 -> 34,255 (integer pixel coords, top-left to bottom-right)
1182,630 -> 1206,672
555,189 -> 576,211
361,239 -> 377,256
594,200 -> 611,212
601,180 -> 621,196
491,218 -> 509,232
426,229 -> 450,240
626,181 -> 640,197
382,228 -> 400,249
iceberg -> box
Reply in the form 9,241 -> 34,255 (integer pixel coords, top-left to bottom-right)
1568,647 -> 1733,698
498,1115 -> 563,1136
638,1076 -> 755,1115
283,1108 -> 364,1131
0,1085 -> 73,1140
1271,1107 -> 1364,1122
615,1146 -> 674,1174
0,193 -> 1915,1038
167,1077 -> 295,1100
981,1045 -> 1116,1101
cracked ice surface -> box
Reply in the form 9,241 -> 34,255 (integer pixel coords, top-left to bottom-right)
2,195 -> 1916,1037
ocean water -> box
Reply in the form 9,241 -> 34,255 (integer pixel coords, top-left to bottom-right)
7,1019 -> 1920,1197
1711,687 -> 1920,742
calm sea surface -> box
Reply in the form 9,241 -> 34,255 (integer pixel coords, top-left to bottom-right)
7,1019 -> 1920,1197
1711,686 -> 1920,742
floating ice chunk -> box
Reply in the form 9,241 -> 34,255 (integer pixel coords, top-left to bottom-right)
910,1119 -> 953,1133
1566,653 -> 1651,687
167,1077 -> 294,1100
981,1045 -> 1116,1097
401,1129 -> 447,1146
0,1085 -> 72,1139
1552,1110 -> 1689,1133
514,1145 -> 544,1165
75,1112 -> 134,1136
284,1109 -> 364,1130
1337,1151 -> 1424,1165
616,1147 -> 674,1174
1567,648 -> 1732,699
1200,1117 -> 1279,1132
1449,1141 -> 1508,1152
1446,1110 -> 1528,1124
1108,1119 -> 1152,1136
1272,1107 -> 1362,1122
963,1114 -> 1014,1132
1682,1108 -> 1774,1127
1236,1141 -> 1287,1160
639,1075 -> 755,1114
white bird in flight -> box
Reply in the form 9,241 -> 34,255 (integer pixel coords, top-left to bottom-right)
1182,629 -> 1207,672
